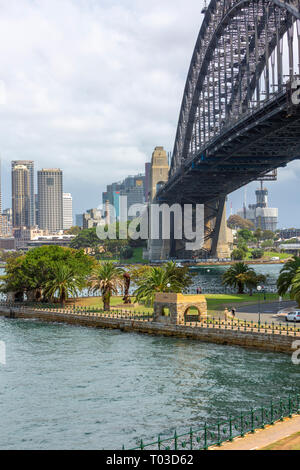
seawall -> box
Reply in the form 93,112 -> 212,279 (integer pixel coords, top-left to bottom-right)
0,306 -> 296,355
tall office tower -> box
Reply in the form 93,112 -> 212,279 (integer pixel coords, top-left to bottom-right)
76,214 -> 84,228
63,193 -> 73,230
35,194 -> 39,227
12,161 -> 35,226
12,164 -> 31,228
38,169 -> 63,232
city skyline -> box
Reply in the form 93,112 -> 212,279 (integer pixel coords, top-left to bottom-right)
0,0 -> 299,226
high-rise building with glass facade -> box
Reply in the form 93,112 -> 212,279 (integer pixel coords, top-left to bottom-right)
12,164 -> 31,228
102,173 -> 145,222
63,193 -> 73,230
38,169 -> 63,232
12,160 -> 35,226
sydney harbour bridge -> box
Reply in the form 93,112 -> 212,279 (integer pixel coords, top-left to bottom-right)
149,0 -> 300,260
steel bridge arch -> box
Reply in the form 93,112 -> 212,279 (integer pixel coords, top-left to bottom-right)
170,0 -> 300,177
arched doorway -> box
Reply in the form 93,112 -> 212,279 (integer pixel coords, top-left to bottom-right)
184,306 -> 201,323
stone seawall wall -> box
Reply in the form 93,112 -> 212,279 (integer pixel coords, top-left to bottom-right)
0,306 -> 296,355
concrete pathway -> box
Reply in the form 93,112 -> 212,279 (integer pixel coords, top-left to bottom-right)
210,415 -> 300,450
235,301 -> 298,325
236,301 -> 297,315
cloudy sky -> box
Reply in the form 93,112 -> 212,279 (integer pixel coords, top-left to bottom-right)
0,0 -> 299,227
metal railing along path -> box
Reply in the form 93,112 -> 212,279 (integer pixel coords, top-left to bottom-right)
1,302 -> 300,336
124,395 -> 300,450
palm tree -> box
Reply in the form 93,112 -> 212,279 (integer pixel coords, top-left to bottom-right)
89,261 -> 124,311
237,271 -> 267,296
291,268 -> 300,306
222,262 -> 255,294
164,261 -> 192,290
277,256 -> 300,296
134,266 -> 183,306
44,263 -> 82,305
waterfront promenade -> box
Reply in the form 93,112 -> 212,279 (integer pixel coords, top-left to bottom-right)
0,302 -> 299,354
211,414 -> 300,450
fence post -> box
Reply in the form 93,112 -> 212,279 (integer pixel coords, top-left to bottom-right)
189,428 -> 193,450
217,422 -> 221,446
240,412 -> 244,437
229,416 -> 233,441
280,399 -> 284,421
271,400 -> 274,425
261,407 -> 265,429
204,422 -> 208,450
174,431 -> 178,451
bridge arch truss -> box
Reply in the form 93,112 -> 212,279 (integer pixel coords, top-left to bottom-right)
170,0 -> 300,177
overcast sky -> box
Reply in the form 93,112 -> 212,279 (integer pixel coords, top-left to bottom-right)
0,0 -> 299,227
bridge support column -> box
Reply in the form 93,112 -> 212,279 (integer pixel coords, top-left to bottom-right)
204,198 -> 232,259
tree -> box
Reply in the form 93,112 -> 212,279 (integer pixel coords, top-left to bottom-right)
89,261 -> 124,311
127,265 -> 152,284
44,263 -> 83,305
222,262 -> 255,294
227,215 -> 255,230
0,246 -> 94,302
261,240 -> 274,249
254,228 -> 263,247
134,266 -> 184,306
277,256 -> 300,296
237,229 -> 254,242
70,228 -> 100,249
0,255 -> 29,301
291,268 -> 300,306
231,248 -> 247,261
251,248 -> 264,260
120,246 -> 134,259
133,262 -> 191,307
164,261 -> 193,291
237,271 -> 267,296
261,230 -> 275,241
66,226 -> 81,236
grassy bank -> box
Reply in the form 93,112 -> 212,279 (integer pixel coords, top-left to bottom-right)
205,293 -> 290,313
67,292 -> 290,316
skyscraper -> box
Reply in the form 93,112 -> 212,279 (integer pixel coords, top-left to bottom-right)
63,193 -> 73,230
12,164 -> 31,228
38,169 -> 63,232
12,161 -> 35,226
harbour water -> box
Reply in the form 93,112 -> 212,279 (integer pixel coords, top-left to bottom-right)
0,315 -> 298,450
188,263 -> 282,293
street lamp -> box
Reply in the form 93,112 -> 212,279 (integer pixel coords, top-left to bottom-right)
257,285 -> 262,325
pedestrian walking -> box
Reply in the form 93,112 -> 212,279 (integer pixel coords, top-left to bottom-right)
224,307 -> 229,321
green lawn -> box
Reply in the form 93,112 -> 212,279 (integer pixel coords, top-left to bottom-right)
243,250 -> 291,261
71,295 -> 153,313
263,251 -> 291,260
205,292 -> 290,313
70,292 -> 290,316
98,247 -> 147,264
